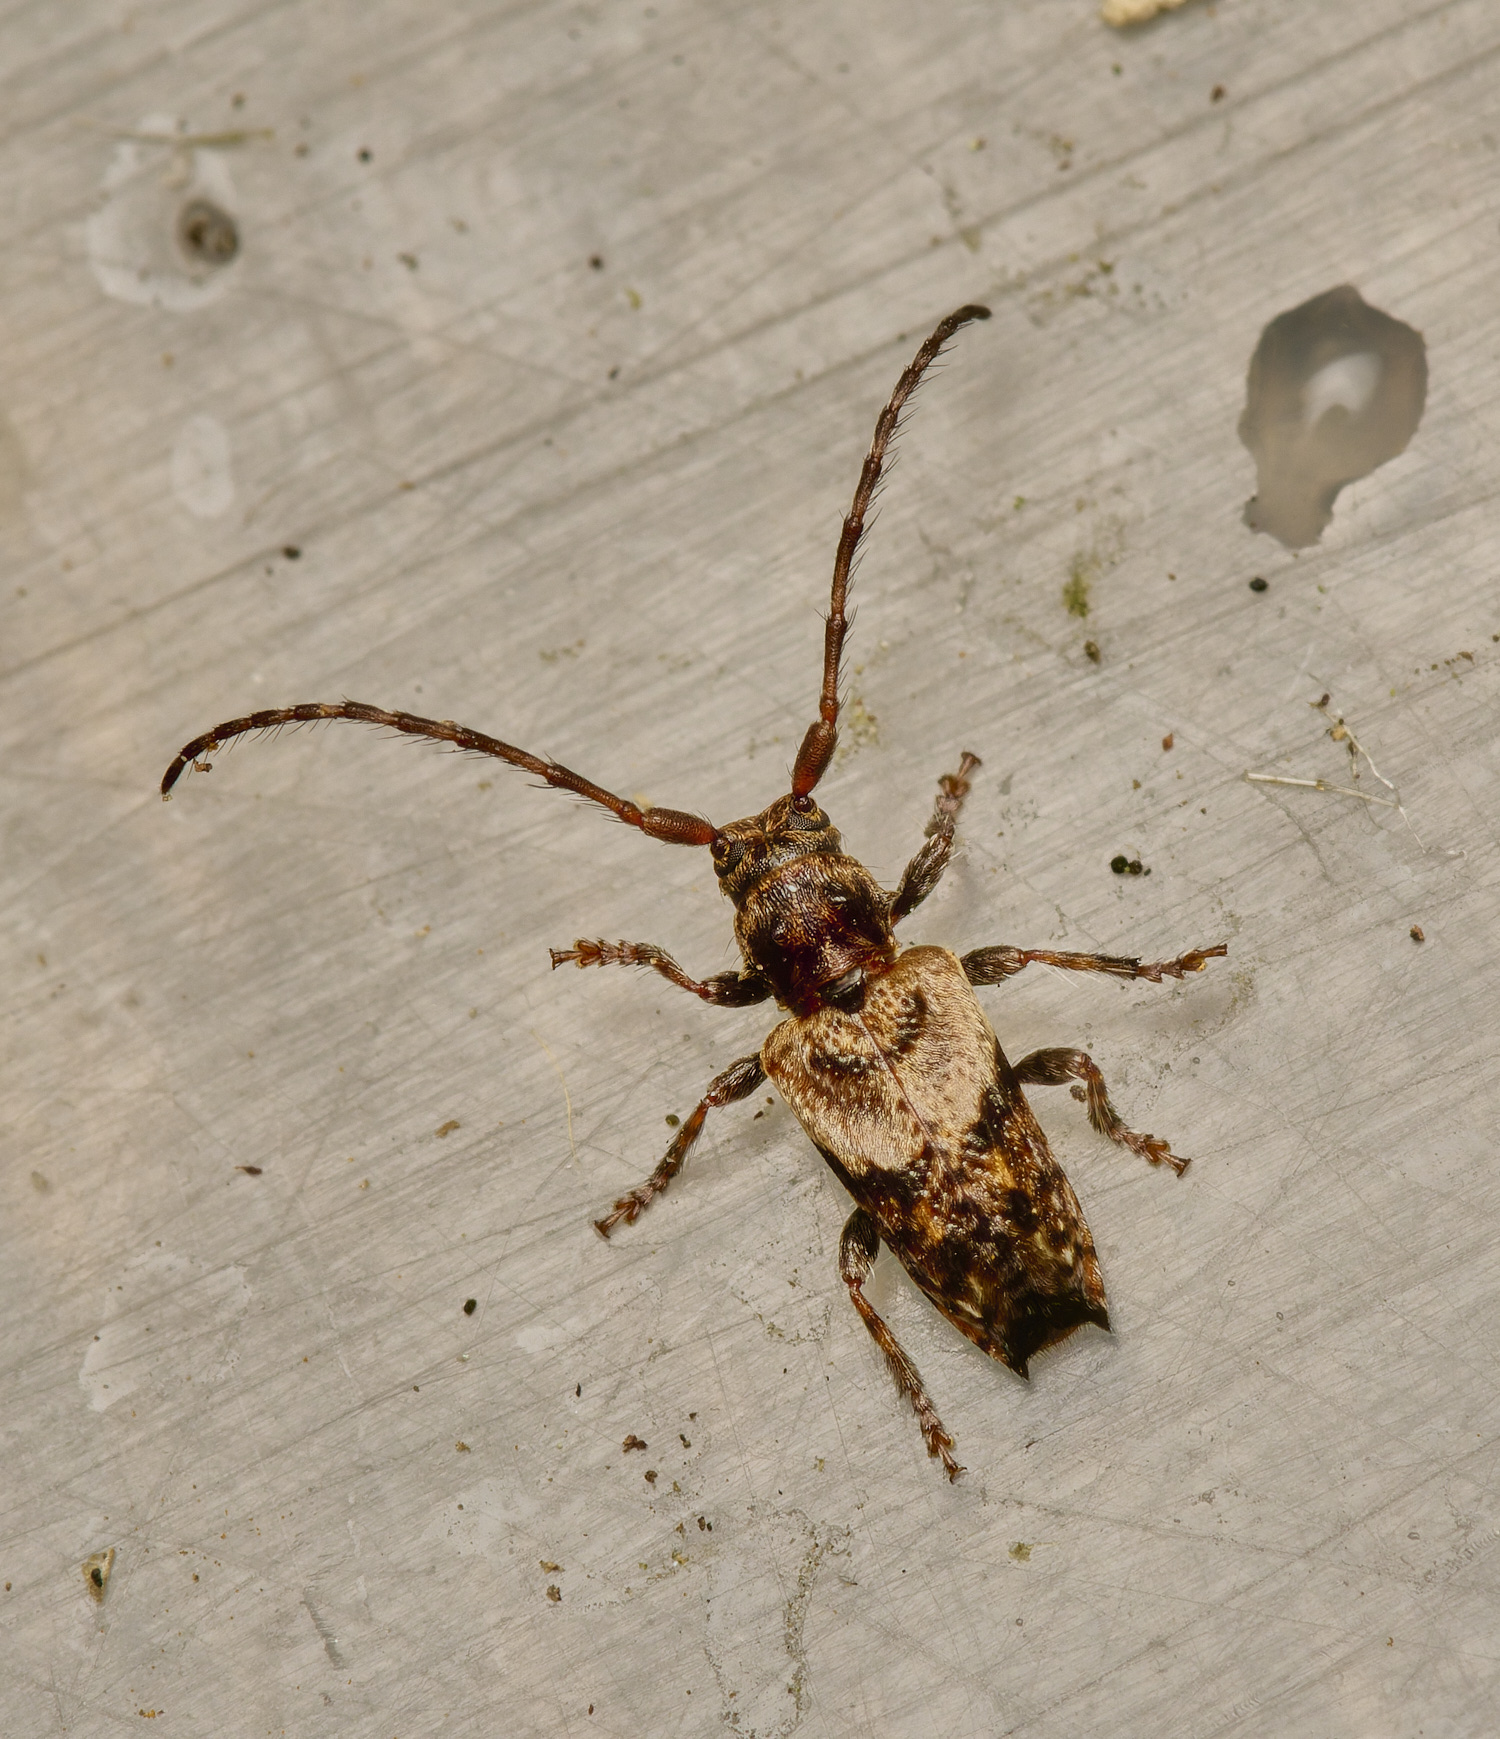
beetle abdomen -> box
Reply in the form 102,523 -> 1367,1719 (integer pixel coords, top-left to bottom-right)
763,945 -> 1109,1376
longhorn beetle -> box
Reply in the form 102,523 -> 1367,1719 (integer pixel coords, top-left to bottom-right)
163,305 -> 1227,1478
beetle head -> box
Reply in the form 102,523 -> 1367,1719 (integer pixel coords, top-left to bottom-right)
709,792 -> 844,906
710,793 -> 896,1013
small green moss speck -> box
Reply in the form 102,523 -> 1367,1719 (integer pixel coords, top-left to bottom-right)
834,694 -> 880,764
1062,558 -> 1092,618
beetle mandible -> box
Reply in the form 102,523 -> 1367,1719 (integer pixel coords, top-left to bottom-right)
163,305 -> 1227,1477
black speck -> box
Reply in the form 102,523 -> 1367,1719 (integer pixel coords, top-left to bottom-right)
589,254 -> 604,270
282,545 -> 302,560
357,148 -> 372,163
463,1297 -> 477,1315
177,199 -> 240,266
1249,576 -> 1268,593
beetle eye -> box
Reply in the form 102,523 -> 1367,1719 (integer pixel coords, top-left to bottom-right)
712,837 -> 745,877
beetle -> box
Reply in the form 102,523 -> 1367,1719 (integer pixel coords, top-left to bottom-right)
163,305 -> 1226,1476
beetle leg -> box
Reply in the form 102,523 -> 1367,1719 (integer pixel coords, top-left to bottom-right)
962,942 -> 1227,985
838,1207 -> 963,1480
594,1053 -> 765,1238
1013,1047 -> 1191,1176
551,939 -> 771,1007
890,751 -> 982,924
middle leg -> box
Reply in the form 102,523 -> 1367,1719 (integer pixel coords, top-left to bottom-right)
594,1052 -> 765,1237
963,942 -> 1227,986
1013,1047 -> 1190,1175
839,1207 -> 963,1480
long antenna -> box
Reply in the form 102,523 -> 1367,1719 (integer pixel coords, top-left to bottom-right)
790,304 -> 991,799
160,700 -> 718,845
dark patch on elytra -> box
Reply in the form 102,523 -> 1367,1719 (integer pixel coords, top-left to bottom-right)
885,986 -> 928,1057
1003,1187 -> 1038,1233
809,1039 -> 878,1078
961,1043 -> 1028,1158
817,1142 -> 922,1224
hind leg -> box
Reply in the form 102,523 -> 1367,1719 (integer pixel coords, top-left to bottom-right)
839,1208 -> 963,1479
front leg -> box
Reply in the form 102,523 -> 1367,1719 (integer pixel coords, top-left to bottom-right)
962,942 -> 1227,985
594,1053 -> 765,1237
890,751 -> 982,924
551,938 -> 771,1007
1014,1047 -> 1190,1176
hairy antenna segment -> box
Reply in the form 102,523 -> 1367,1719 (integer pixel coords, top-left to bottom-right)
791,304 -> 991,799
160,700 -> 717,846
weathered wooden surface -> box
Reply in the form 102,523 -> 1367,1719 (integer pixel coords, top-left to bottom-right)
4,2 -> 1498,1733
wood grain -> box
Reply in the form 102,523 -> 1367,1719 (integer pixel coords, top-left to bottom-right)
3,2 -> 1498,1733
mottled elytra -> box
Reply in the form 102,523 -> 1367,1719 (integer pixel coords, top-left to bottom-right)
163,306 -> 1227,1478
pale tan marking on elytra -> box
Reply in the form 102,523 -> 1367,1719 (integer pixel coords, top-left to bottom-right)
763,946 -> 997,1183
853,1007 -> 938,1151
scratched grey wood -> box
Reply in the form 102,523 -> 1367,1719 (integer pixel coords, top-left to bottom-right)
4,0 -> 1499,1733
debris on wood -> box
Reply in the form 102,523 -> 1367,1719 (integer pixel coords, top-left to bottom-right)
1102,0 -> 1192,25
83,1548 -> 115,1601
